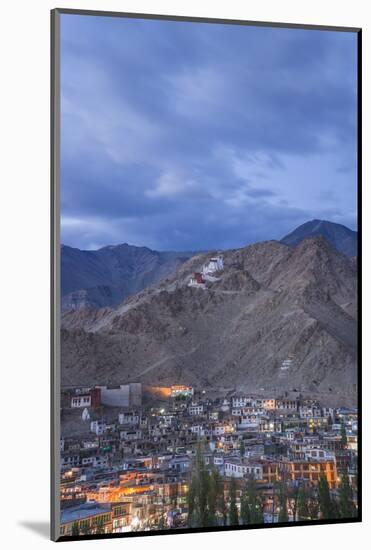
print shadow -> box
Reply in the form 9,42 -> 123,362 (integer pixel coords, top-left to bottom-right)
19,521 -> 50,539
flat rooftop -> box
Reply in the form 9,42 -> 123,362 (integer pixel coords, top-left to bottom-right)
60,502 -> 110,525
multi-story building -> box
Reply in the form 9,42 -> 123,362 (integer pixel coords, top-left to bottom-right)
60,502 -> 113,537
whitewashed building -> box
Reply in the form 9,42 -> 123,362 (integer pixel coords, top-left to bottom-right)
224,460 -> 263,479
71,393 -> 91,408
202,256 -> 224,274
188,403 -> 204,416
232,396 -> 254,408
90,420 -> 106,435
118,411 -> 140,425
299,405 -> 322,419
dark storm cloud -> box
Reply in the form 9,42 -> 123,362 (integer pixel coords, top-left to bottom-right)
60,14 -> 357,250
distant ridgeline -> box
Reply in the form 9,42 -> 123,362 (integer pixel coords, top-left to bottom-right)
61,243 -> 196,310
281,219 -> 357,257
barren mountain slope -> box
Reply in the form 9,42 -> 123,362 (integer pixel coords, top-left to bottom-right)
61,237 -> 357,405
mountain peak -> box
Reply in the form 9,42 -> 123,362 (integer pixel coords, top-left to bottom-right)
281,219 -> 357,257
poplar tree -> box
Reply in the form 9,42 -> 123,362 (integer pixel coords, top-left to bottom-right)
297,485 -> 310,520
240,491 -> 251,525
188,442 -> 220,528
247,478 -> 264,524
308,489 -> 319,520
218,483 -> 228,526
278,482 -> 289,523
318,474 -> 338,519
339,472 -> 357,518
188,442 -> 209,527
239,440 -> 245,458
208,468 -> 220,526
187,476 -> 196,525
229,477 -> 239,526
340,421 -> 348,448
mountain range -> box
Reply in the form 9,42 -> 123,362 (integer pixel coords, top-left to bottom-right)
61,221 -> 358,406
61,244 -> 195,310
61,219 -> 357,310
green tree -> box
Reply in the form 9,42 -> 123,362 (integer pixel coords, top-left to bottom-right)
318,474 -> 338,519
318,474 -> 332,518
277,482 -> 289,523
246,478 -> 264,524
308,496 -> 319,520
187,480 -> 196,526
252,498 -> 264,524
229,477 -> 239,526
239,440 -> 245,458
297,485 -> 310,521
332,498 -> 341,519
199,467 -> 210,526
240,491 -> 251,525
340,421 -> 348,448
218,483 -> 228,526
207,468 -> 220,526
187,442 -> 212,528
71,522 -> 80,536
304,486 -> 319,520
338,472 -> 357,518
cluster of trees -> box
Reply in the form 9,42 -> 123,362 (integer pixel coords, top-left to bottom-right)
187,445 -> 227,527
295,484 -> 319,520
187,444 -> 264,528
281,472 -> 357,522
240,478 -> 264,524
188,444 -> 357,528
317,472 -> 357,520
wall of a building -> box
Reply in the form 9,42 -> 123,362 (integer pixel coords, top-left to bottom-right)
98,385 -> 131,407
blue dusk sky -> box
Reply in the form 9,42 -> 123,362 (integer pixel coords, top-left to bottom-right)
60,14 -> 358,251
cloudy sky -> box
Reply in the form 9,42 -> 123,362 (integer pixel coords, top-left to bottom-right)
60,14 -> 358,251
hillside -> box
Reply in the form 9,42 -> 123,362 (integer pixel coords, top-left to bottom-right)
61,220 -> 357,310
61,236 -> 357,405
